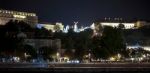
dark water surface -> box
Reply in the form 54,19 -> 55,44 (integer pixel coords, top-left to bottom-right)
0,68 -> 150,73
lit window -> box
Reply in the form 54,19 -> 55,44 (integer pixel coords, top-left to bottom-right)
13,15 -> 26,19
29,14 -> 32,16
22,13 -> 24,15
11,11 -> 13,14
31,14 -> 33,16
24,13 -> 27,16
19,12 -> 22,15
8,11 -> 10,14
27,14 -> 30,16
26,13 -> 29,16
5,11 -> 8,13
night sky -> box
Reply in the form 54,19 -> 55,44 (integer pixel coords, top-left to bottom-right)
0,0 -> 150,26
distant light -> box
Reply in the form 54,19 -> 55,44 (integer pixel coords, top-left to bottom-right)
142,54 -> 146,58
13,57 -> 20,62
131,58 -> 134,61
138,57 -> 143,61
109,57 -> 115,61
56,52 -> 60,57
101,22 -> 135,29
36,24 -> 44,29
76,60 -> 80,63
143,46 -> 150,51
13,15 -> 26,19
63,25 -> 70,33
90,23 -> 95,29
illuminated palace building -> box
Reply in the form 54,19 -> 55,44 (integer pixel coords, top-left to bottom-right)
37,22 -> 64,32
93,18 -> 150,29
0,9 -> 38,27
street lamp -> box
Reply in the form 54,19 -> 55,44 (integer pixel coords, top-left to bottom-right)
88,49 -> 92,62
56,52 -> 60,57
117,53 -> 121,61
56,52 -> 60,62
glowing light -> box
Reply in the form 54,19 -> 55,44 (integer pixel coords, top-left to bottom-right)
109,57 -> 115,61
56,52 -> 60,57
13,57 -> 20,62
67,60 -> 80,63
138,57 -> 144,61
142,54 -> 146,58
117,53 -> 121,59
90,23 -> 95,29
13,15 -> 26,19
131,58 -> 134,61
56,22 -> 64,31
101,22 -> 135,29
44,24 -> 55,31
36,23 -> 64,32
143,46 -> 150,51
36,24 -> 44,29
63,25 -> 70,33
73,22 -> 79,32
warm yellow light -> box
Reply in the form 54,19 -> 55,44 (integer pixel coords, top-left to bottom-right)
13,15 -> 26,19
117,53 -> 121,58
109,57 -> 115,61
56,52 -> 60,57
63,57 -> 69,61
43,24 -> 55,30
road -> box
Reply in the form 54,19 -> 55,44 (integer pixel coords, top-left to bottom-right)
0,63 -> 150,72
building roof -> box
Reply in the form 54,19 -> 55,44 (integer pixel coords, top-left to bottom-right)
0,9 -> 37,17
94,18 -> 150,23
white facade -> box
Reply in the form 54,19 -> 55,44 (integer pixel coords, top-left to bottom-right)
56,22 -> 64,31
143,46 -> 150,51
127,45 -> 150,52
37,23 -> 64,32
101,22 -> 135,29
0,9 -> 38,27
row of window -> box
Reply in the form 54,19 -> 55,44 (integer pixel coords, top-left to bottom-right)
0,10 -> 36,17
104,17 -> 123,21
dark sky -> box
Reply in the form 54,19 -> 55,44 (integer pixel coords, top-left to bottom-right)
0,0 -> 150,26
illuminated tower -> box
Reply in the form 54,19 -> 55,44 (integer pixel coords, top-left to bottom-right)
73,22 -> 79,32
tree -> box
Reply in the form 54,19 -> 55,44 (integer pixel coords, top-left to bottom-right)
64,49 -> 74,59
93,22 -> 103,36
92,26 -> 127,59
4,20 -> 20,32
0,20 -> 35,59
34,27 -> 52,38
118,23 -> 125,29
91,34 -> 110,59
54,24 -> 61,32
39,46 -> 57,60
3,20 -> 25,56
24,45 -> 37,59
64,28 -> 76,50
74,29 -> 93,60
